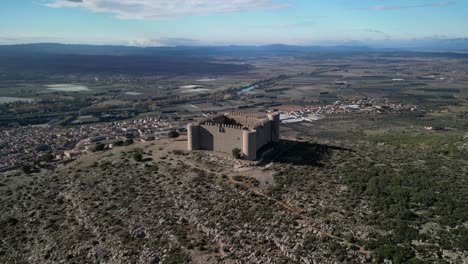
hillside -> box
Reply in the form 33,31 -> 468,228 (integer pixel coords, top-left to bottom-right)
1,112 -> 466,263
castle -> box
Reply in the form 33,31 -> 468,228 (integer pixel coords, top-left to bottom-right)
187,112 -> 280,160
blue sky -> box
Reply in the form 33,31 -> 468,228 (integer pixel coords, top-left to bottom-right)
0,0 -> 466,46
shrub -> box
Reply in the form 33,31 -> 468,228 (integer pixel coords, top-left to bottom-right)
172,150 -> 185,155
133,152 -> 143,162
90,143 -> 105,152
168,131 -> 180,139
123,139 -> 134,146
232,148 -> 242,159
374,245 -> 415,264
21,164 -> 33,174
114,140 -> 124,147
34,144 -> 50,152
40,152 -> 54,162
233,175 -> 244,181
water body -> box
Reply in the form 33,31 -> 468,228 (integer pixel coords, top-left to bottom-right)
180,85 -> 203,89
197,78 -> 217,82
181,88 -> 210,93
0,97 -> 34,104
124,92 -> 143,95
237,85 -> 258,95
46,84 -> 90,92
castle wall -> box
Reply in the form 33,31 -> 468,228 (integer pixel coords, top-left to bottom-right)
254,121 -> 272,151
198,124 -> 244,154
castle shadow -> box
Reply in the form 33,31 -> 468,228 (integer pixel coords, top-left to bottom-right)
257,139 -> 353,166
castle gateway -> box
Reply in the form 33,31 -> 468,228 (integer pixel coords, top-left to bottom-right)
187,112 -> 280,160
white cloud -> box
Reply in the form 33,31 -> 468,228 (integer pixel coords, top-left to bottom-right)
46,0 -> 290,20
355,1 -> 456,11
128,37 -> 201,47
255,21 -> 314,29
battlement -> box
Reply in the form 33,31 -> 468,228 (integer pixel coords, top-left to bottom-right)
225,111 -> 264,118
200,121 -> 246,130
199,112 -> 270,129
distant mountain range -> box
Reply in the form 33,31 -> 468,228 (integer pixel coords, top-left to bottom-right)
0,39 -> 467,57
352,38 -> 468,52
1,42 -> 467,76
0,43 -> 374,57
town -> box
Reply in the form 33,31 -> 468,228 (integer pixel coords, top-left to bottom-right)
0,116 -> 174,172
0,98 -> 419,172
279,98 -> 418,123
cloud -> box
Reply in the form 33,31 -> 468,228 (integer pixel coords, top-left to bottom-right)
46,0 -> 291,20
129,37 -> 201,47
363,28 -> 391,39
364,28 -> 385,34
355,1 -> 455,11
256,21 -> 314,29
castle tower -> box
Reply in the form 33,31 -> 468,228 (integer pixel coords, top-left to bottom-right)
242,129 -> 257,160
268,112 -> 280,142
187,123 -> 200,150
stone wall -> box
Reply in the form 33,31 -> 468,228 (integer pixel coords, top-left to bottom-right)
268,113 -> 280,142
253,121 -> 272,151
198,123 -> 245,154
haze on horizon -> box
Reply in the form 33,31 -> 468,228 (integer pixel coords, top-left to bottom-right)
0,0 -> 467,47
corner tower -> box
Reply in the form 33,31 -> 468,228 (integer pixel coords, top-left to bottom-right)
242,129 -> 257,160
187,123 -> 200,150
268,112 -> 280,142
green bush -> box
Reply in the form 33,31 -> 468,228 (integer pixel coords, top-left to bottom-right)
374,245 -> 415,264
172,150 -> 185,155
90,143 -> 105,152
168,131 -> 180,139
133,152 -> 143,162
232,148 -> 242,159
21,164 -> 33,174
123,139 -> 134,146
114,140 -> 124,147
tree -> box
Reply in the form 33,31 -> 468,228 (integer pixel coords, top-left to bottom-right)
114,140 -> 124,147
40,152 -> 54,162
35,144 -> 50,152
133,152 -> 143,162
21,164 -> 33,174
168,131 -> 180,139
232,148 -> 242,159
123,139 -> 134,146
90,143 -> 105,152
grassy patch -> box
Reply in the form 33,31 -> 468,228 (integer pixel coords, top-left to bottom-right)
369,131 -> 467,158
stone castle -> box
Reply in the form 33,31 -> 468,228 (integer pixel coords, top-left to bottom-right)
187,112 -> 280,160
